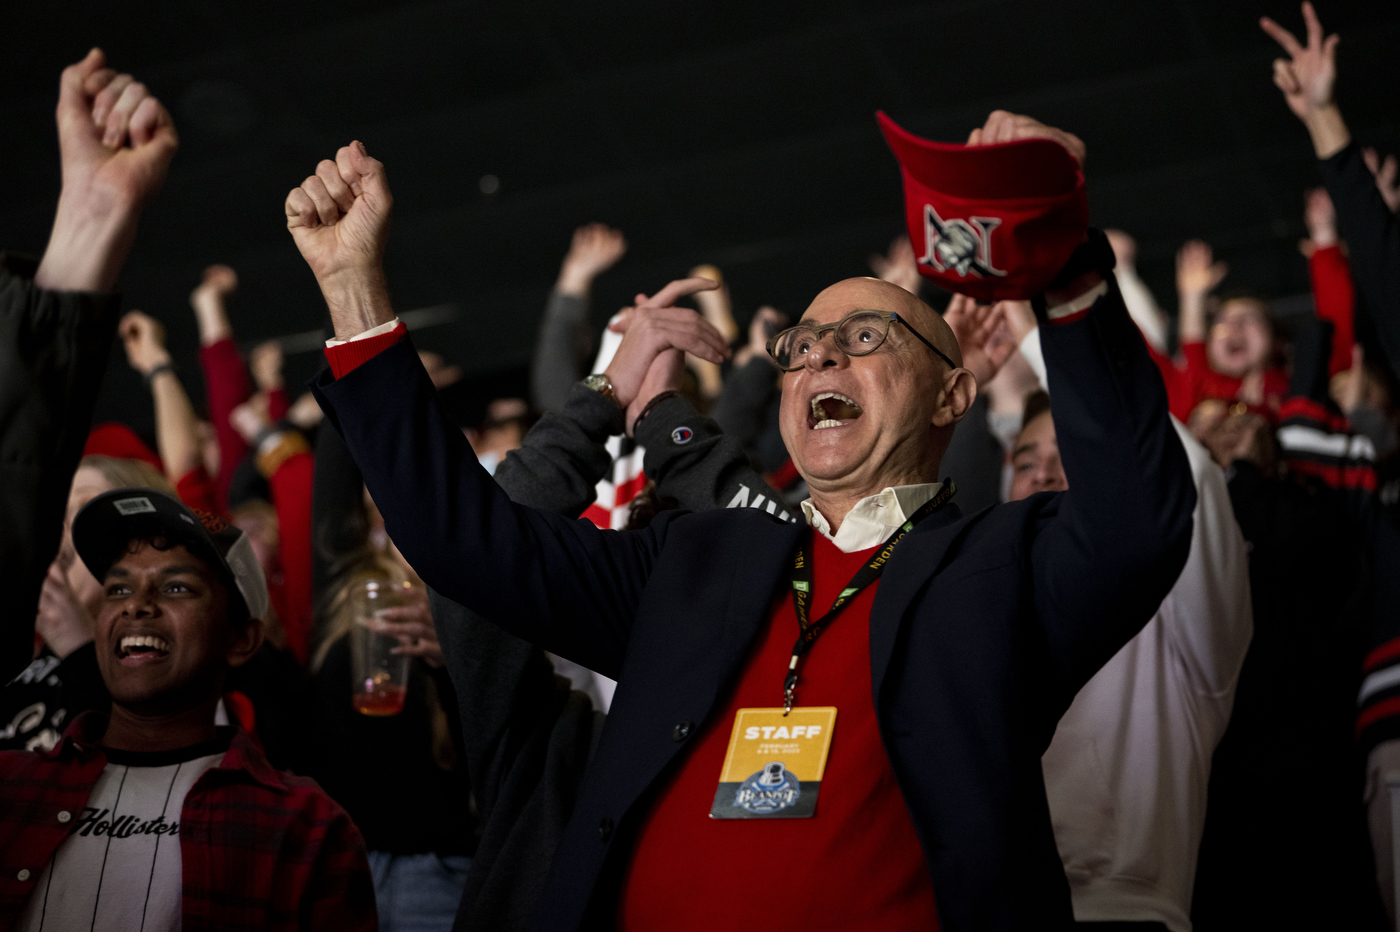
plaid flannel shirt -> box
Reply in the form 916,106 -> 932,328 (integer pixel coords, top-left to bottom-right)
0,712 -> 377,931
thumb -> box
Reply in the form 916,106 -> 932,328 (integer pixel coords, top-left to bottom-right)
56,49 -> 104,151
346,140 -> 391,206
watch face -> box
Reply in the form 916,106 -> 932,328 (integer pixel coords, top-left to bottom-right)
585,374 -> 612,395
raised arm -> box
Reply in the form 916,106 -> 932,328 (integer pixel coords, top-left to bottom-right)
294,145 -> 724,674
1263,3 -> 1400,372
1034,245 -> 1197,688
118,312 -> 208,496
2,50 -> 176,676
532,224 -> 627,413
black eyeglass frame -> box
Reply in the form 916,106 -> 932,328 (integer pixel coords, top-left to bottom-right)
765,309 -> 958,372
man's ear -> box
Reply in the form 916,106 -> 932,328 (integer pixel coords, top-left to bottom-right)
226,616 -> 264,669
931,367 -> 977,428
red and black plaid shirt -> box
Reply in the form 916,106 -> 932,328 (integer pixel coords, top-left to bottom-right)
0,712 -> 377,931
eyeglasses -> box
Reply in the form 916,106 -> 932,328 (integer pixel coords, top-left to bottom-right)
765,309 -> 957,372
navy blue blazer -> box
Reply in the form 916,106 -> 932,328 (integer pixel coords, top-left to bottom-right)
313,279 -> 1195,931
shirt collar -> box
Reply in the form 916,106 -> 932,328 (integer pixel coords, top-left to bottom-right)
55,709 -> 287,793
800,482 -> 944,553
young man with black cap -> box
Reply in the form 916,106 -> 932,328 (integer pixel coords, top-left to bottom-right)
0,489 -> 376,932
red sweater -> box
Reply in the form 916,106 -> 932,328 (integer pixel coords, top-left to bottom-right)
1308,244 -> 1356,378
1148,340 -> 1288,422
618,532 -> 939,931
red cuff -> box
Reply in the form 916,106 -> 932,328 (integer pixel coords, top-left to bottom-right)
323,321 -> 408,379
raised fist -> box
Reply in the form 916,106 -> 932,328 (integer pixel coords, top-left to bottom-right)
118,310 -> 172,377
57,49 -> 179,215
36,49 -> 179,291
285,141 -> 393,286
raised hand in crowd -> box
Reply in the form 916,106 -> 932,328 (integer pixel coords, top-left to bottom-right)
733,305 -> 788,368
1175,239 -> 1228,344
556,223 -> 627,296
189,263 -> 237,345
34,562 -> 95,661
373,584 -> 445,668
869,235 -> 921,296
229,392 -> 273,446
1261,2 -> 1349,159
1302,187 -> 1338,252
120,310 -> 205,487
1363,148 -> 1400,213
688,264 -> 741,399
1105,229 -> 1137,269
285,140 -> 394,337
118,309 -> 172,377
250,339 -> 284,393
602,277 -> 731,433
286,391 -> 326,431
943,294 -> 1014,387
967,109 -> 1086,166
35,49 -> 179,292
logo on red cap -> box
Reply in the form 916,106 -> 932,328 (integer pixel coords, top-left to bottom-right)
919,207 -> 1006,281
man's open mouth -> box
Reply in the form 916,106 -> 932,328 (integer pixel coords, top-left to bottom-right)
809,392 -> 863,430
117,634 -> 171,664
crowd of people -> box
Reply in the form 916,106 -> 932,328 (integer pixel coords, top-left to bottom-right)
0,3 -> 1397,930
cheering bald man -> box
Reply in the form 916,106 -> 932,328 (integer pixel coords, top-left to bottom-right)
301,114 -> 1194,932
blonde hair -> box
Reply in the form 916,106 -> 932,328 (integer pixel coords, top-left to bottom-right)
78,455 -> 173,494
311,552 -> 413,673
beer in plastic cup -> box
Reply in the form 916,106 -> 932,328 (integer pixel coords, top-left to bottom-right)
350,578 -> 412,716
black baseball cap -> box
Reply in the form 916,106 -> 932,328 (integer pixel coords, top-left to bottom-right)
72,488 -> 271,622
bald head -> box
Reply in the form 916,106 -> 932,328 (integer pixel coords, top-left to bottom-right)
804,277 -> 963,368
779,275 -> 978,531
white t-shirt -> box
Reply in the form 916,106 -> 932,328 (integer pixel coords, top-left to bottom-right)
16,738 -> 227,932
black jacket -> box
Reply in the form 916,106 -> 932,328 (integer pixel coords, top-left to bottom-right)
313,277 -> 1195,931
0,256 -> 122,681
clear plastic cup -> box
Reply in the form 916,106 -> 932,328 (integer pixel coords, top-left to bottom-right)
349,578 -> 412,716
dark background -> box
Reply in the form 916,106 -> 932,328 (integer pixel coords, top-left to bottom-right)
2,0 -> 1397,438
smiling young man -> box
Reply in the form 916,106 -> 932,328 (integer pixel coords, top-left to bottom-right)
300,111 -> 1195,931
0,489 -> 375,932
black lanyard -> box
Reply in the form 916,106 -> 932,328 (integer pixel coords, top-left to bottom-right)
783,482 -> 956,714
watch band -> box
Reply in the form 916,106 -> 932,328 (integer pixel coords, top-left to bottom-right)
631,390 -> 681,433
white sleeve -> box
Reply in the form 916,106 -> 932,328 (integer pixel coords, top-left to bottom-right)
1157,417 -> 1253,697
324,317 -> 404,347
1114,266 -> 1169,355
1018,327 -> 1048,394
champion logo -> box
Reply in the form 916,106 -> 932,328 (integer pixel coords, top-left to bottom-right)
918,205 -> 1007,280
671,426 -> 694,445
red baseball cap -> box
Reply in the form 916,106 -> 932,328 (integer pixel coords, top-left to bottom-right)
877,111 -> 1088,302
84,422 -> 164,473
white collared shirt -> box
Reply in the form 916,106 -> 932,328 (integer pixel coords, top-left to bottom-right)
800,482 -> 943,553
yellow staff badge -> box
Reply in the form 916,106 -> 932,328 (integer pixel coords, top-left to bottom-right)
709,707 -> 837,819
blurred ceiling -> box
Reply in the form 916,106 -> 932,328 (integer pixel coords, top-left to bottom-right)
2,0 -> 1396,434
